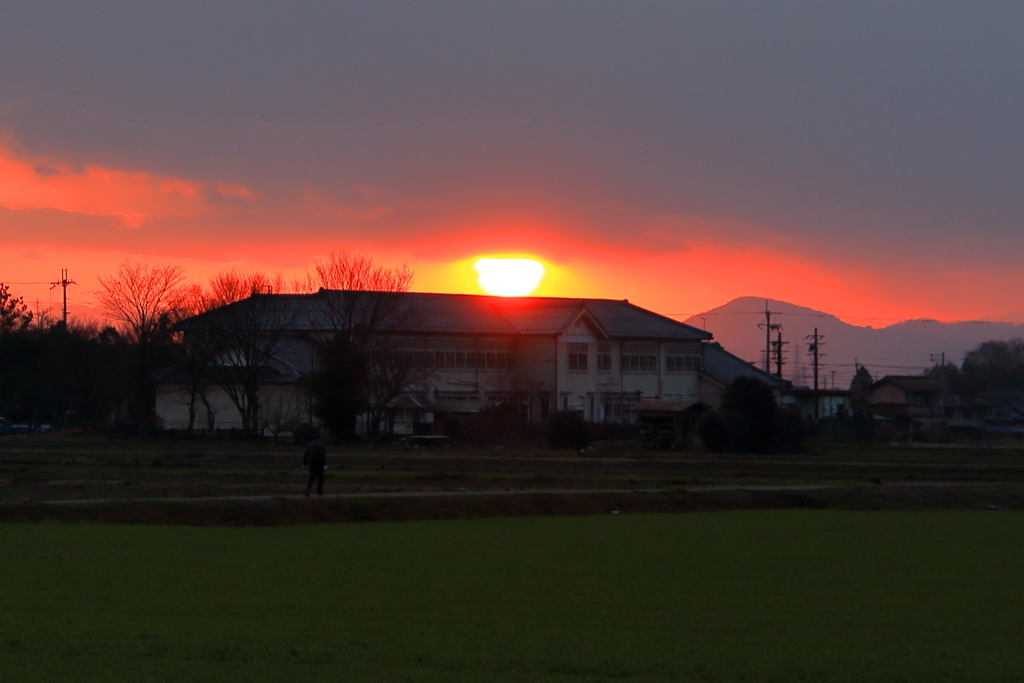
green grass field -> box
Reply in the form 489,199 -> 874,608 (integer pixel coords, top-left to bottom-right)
3,511 -> 1024,682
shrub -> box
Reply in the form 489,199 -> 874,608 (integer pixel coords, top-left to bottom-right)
721,377 -> 778,454
441,415 -> 463,440
702,378 -> 807,454
771,408 -> 805,453
696,410 -> 729,453
589,422 -> 640,441
293,423 -> 318,445
545,411 -> 590,450
459,404 -> 536,447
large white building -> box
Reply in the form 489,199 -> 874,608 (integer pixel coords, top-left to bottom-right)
156,290 -> 782,434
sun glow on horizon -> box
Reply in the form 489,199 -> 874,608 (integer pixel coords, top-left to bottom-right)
474,258 -> 545,297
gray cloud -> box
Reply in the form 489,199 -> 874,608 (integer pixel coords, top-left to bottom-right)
1,1 -> 1023,266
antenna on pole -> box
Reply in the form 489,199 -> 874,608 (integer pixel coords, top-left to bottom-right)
50,269 -> 76,325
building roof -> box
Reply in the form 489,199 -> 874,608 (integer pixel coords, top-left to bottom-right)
632,399 -> 709,413
871,375 -> 943,392
701,343 -> 787,388
185,290 -> 712,341
784,387 -> 852,397
943,394 -> 989,410
980,391 -> 1024,409
370,292 -> 519,335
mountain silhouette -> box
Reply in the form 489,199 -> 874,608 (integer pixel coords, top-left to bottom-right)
685,297 -> 1024,389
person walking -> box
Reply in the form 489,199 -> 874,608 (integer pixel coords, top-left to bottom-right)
302,436 -> 327,497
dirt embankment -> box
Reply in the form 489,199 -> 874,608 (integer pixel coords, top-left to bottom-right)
3,484 -> 1023,526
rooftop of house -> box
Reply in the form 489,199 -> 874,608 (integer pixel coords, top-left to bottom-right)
871,375 -> 944,393
943,394 -> 989,410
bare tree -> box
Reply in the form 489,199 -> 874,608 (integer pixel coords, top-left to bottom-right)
201,270 -> 296,432
259,389 -> 303,442
301,252 -> 424,437
97,261 -> 186,430
166,284 -> 220,433
362,336 -> 431,436
302,251 -> 414,349
98,262 -> 186,343
211,270 -> 287,307
300,250 -> 413,295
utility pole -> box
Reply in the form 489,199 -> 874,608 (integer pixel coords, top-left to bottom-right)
50,268 -> 76,325
930,352 -> 948,401
805,328 -> 825,421
757,300 -> 782,374
929,352 -> 947,387
771,329 -> 788,378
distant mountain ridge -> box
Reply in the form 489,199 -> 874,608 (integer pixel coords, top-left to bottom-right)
684,297 -> 1024,388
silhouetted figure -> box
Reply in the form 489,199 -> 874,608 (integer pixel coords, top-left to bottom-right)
302,437 -> 327,497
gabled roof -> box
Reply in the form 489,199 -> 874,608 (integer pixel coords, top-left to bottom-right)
183,290 -> 712,341
701,342 -> 787,388
980,391 -> 1024,409
487,295 -> 708,339
582,299 -> 709,340
488,297 -> 590,335
554,306 -> 608,339
370,292 -> 518,335
871,375 -> 943,392
943,394 -> 989,410
178,292 -> 323,332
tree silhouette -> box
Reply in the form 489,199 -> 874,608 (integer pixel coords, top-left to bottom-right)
960,339 -> 1024,395
198,270 -> 296,432
0,283 -> 33,334
302,252 -> 420,437
720,376 -> 778,453
97,262 -> 185,431
310,333 -> 368,439
849,364 -> 874,408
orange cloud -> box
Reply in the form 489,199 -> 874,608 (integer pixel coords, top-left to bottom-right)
2,139 -> 1022,326
0,144 -> 254,226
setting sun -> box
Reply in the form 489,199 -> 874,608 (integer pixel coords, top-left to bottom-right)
474,258 -> 545,297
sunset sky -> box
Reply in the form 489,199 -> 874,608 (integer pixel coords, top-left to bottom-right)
2,2 -> 1023,325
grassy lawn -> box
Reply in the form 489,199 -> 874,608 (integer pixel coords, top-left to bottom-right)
3,511 -> 1024,682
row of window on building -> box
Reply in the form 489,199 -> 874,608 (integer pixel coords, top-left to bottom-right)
395,349 -> 513,370
390,339 -> 514,371
567,342 -> 703,374
385,338 -> 704,374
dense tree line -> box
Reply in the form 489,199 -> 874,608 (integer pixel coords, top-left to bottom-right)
925,339 -> 1024,397
0,251 -> 414,436
0,287 -> 139,430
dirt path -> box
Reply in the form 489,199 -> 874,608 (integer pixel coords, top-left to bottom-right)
2,482 -> 1021,526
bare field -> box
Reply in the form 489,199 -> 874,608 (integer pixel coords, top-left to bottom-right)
3,435 -> 1024,524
